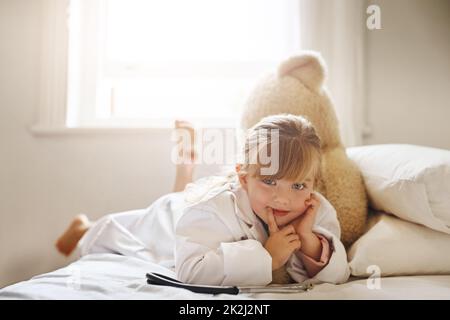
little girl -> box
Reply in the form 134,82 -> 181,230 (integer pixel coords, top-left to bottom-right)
56,114 -> 350,286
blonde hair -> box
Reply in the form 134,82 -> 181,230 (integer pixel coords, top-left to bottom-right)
185,114 -> 321,203
238,114 -> 322,183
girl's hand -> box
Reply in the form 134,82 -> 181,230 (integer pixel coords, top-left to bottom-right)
292,193 -> 321,236
264,210 -> 301,271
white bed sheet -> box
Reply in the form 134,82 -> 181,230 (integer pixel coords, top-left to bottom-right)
1,253 -> 449,300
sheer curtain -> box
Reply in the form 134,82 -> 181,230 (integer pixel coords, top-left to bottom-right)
299,0 -> 367,147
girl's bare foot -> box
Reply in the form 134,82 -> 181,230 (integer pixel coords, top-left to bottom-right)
55,214 -> 91,257
173,120 -> 197,192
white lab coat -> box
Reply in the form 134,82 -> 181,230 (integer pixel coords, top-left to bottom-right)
79,176 -> 350,286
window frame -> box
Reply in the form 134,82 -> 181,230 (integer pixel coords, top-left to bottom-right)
31,0 -> 301,135
31,0 -> 70,134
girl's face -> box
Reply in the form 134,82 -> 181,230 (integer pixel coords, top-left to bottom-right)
237,166 -> 314,228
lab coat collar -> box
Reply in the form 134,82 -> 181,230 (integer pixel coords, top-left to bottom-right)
230,181 -> 265,230
190,176 -> 268,240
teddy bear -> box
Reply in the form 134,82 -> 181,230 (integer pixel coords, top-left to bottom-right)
239,51 -> 368,283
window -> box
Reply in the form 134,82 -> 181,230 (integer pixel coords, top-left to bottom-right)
65,0 -> 301,128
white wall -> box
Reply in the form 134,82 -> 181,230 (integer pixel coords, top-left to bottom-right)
0,0 -> 449,289
364,0 -> 450,149
0,0 -> 178,287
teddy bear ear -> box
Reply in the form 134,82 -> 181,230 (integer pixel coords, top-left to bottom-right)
277,52 -> 327,91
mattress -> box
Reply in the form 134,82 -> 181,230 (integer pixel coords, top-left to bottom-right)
1,253 -> 449,300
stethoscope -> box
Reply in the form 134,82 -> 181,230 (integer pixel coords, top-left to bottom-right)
146,272 -> 314,295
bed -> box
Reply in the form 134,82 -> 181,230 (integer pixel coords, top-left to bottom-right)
1,144 -> 450,300
1,253 -> 450,300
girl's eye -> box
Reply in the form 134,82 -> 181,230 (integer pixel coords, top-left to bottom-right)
292,183 -> 306,190
262,178 -> 276,186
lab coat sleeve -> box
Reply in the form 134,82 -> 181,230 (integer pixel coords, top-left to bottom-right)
78,210 -> 154,261
295,233 -> 331,277
286,192 -> 350,285
175,204 -> 272,286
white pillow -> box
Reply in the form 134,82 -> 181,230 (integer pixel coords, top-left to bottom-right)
348,212 -> 450,276
347,144 -> 450,234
